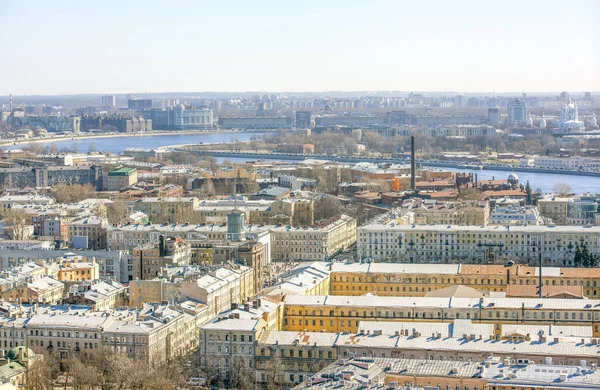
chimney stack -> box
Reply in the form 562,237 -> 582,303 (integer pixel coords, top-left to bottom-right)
410,136 -> 416,193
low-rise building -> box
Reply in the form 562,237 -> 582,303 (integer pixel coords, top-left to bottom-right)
263,262 -> 331,299
0,276 -> 64,304
105,167 -> 138,191
65,279 -> 127,311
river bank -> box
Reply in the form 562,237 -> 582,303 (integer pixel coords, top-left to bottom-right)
0,129 -> 267,148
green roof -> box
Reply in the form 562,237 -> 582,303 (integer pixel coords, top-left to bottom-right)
108,167 -> 137,176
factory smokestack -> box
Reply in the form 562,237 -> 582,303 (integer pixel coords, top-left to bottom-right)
410,136 -> 416,192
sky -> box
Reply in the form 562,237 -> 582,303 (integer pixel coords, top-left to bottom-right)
1,0 -> 598,95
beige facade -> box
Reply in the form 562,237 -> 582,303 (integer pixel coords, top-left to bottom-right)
183,265 -> 255,317
0,277 -> 64,304
411,200 -> 489,226
357,223 -> 600,266
105,167 -> 138,191
1,303 -> 196,365
68,216 -> 108,250
200,317 -> 267,382
133,197 -> 199,223
539,198 -> 569,225
270,214 -> 356,261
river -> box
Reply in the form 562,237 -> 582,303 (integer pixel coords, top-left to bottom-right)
11,132 -> 600,195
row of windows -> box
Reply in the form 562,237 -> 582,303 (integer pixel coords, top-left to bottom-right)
285,309 -> 600,321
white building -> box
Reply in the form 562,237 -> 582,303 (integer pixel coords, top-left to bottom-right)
357,223 -> 600,266
507,98 -> 527,126
556,98 -> 585,132
488,205 -> 542,225
532,156 -> 600,170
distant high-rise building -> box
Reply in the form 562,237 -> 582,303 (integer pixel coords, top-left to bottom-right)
487,108 -> 500,124
101,95 -> 116,107
507,98 -> 527,126
150,106 -> 213,129
390,110 -> 408,125
295,111 -> 313,129
128,98 -> 152,111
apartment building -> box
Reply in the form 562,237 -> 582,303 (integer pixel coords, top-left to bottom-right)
132,197 -> 199,223
292,357 -> 600,390
105,167 -> 138,191
106,223 -> 245,250
270,215 -> 356,261
131,237 -> 191,280
129,264 -> 254,314
538,196 -> 599,226
0,195 -> 54,211
184,265 -> 255,317
0,165 -> 103,191
68,216 -> 108,250
107,219 -> 353,262
357,223 -> 600,266
103,304 -> 197,366
263,262 -> 331,299
488,205 -> 542,225
200,316 -> 267,382
330,262 -> 600,298
64,279 -> 127,311
406,199 -> 489,226
282,295 -> 600,336
44,255 -> 100,283
0,276 -> 64,304
194,197 -> 314,227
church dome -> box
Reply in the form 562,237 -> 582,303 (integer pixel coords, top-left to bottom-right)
508,173 -> 519,182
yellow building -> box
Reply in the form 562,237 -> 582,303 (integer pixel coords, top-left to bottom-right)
44,256 -> 99,282
282,295 -> 600,337
330,263 -> 600,298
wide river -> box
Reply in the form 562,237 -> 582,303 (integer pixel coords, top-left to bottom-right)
15,132 -> 600,195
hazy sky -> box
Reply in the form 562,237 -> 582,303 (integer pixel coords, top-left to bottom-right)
1,0 -> 598,95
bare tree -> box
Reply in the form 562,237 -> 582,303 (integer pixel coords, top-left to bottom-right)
24,352 -> 58,390
458,187 -> 485,201
2,208 -> 30,240
196,179 -> 215,197
52,184 -> 95,204
552,182 -> 572,197
265,354 -> 286,390
314,196 -> 342,221
229,356 -> 256,390
107,200 -> 129,224
65,354 -> 100,390
23,142 -> 46,155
